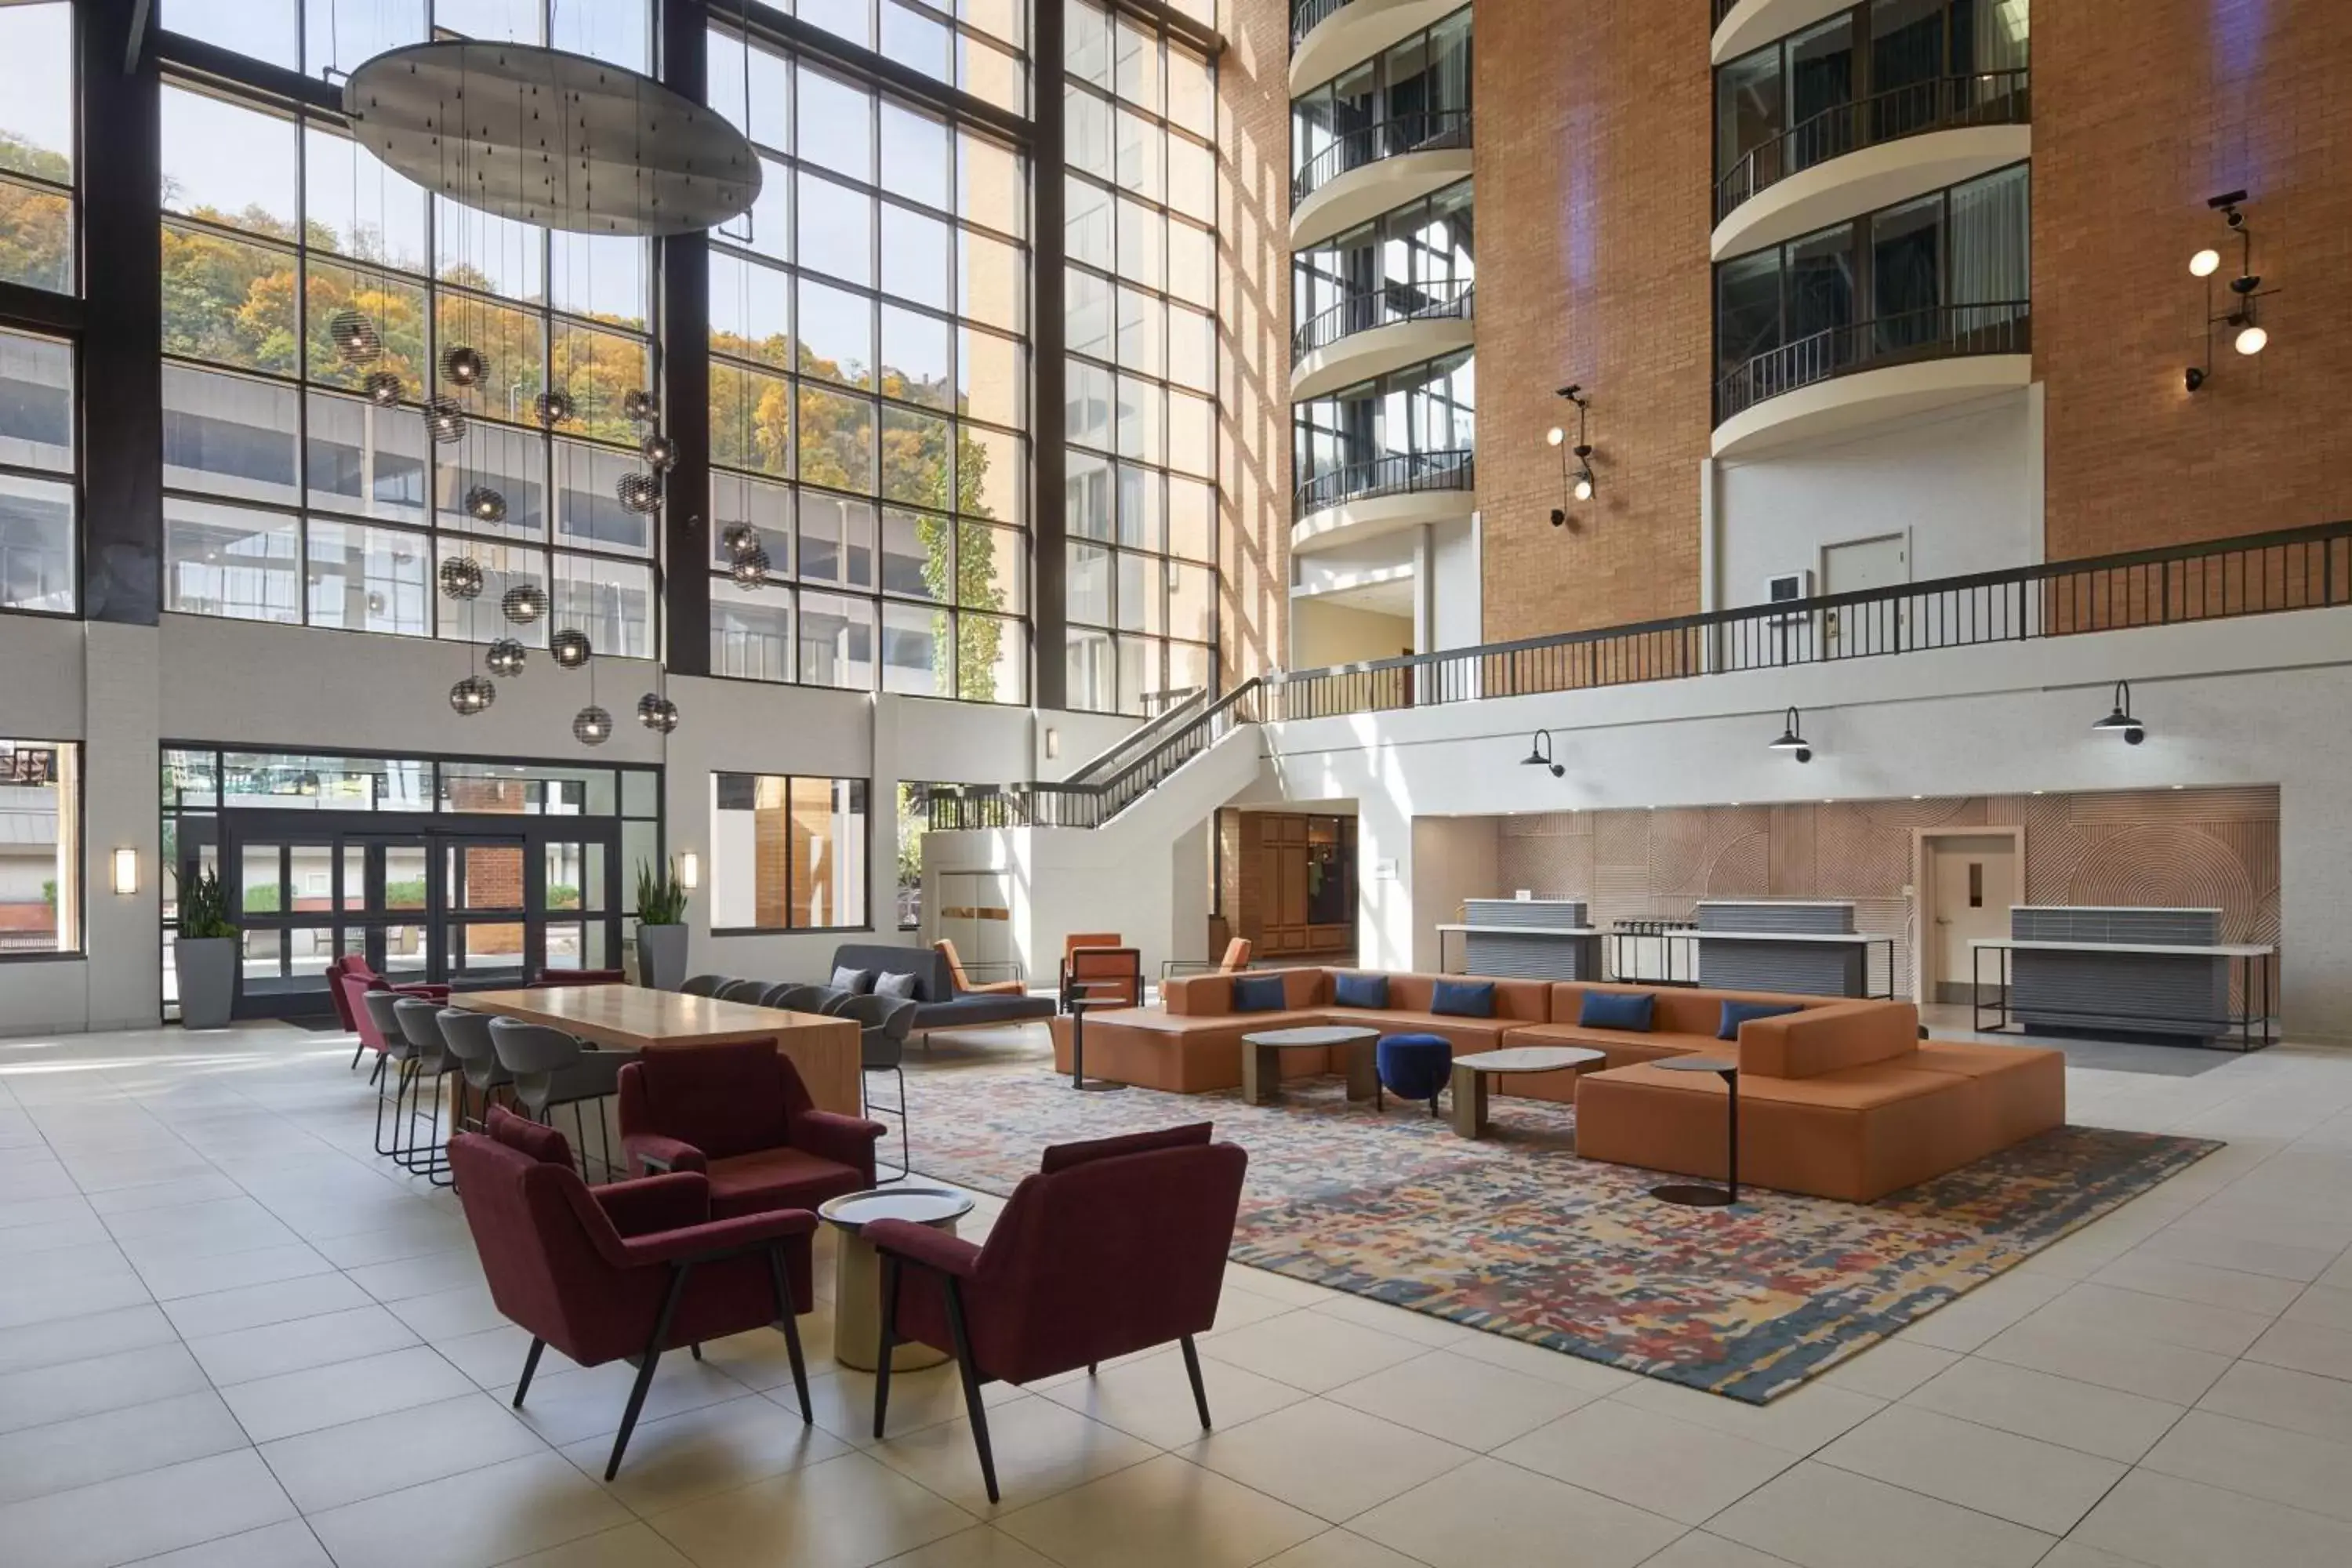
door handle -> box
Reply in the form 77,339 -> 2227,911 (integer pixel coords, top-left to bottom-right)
1933,916 -> 1951,925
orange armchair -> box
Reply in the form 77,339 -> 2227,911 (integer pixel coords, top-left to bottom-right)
1062,945 -> 1142,1010
935,938 -> 1024,997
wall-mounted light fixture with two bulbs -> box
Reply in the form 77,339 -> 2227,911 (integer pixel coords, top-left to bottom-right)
2184,191 -> 2278,393
1547,385 -> 1595,528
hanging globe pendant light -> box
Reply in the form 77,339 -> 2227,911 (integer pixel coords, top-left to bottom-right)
465,485 -> 508,524
329,309 -> 383,365
441,344 -> 487,389
637,692 -> 681,733
423,397 -> 467,444
550,629 -> 593,670
449,675 -> 496,716
572,706 -> 614,746
501,583 -> 549,625
535,390 -> 575,426
485,638 -> 527,677
364,371 -> 404,408
437,557 -> 484,600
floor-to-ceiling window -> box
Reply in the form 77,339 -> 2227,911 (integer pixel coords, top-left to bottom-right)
0,1 -> 77,616
1291,180 -> 1474,358
1063,0 -> 1218,717
1293,350 -> 1476,515
1291,8 -> 1472,201
703,9 -> 1033,702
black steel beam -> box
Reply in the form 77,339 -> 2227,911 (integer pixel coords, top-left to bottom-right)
155,29 -> 347,120
0,281 -> 82,337
735,0 -> 1032,147
660,0 -> 713,677
1029,0 -> 1067,711
81,0 -> 163,625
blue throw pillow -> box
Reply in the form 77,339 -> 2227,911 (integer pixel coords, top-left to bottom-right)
1430,979 -> 1496,1018
1719,1000 -> 1806,1041
1230,974 -> 1289,1013
1333,972 -> 1389,1009
1578,991 -> 1655,1032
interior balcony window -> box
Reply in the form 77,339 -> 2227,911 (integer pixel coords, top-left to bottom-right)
0,739 -> 78,956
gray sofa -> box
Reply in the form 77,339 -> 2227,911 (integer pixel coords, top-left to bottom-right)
826,943 -> 1057,1036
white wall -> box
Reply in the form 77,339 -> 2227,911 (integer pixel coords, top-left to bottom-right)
1267,606 -> 2352,1041
1290,532 -> 1416,601
1427,514 -> 1482,652
1710,387 -> 2042,610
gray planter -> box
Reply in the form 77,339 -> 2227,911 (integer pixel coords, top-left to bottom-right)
637,924 -> 688,991
177,936 -> 238,1029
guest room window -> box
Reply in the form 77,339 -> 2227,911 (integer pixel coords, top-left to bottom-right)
0,740 -> 78,956
709,772 -> 871,935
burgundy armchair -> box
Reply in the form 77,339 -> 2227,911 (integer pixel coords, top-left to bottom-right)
867,1123 -> 1247,1503
329,956 -> 448,1076
616,1040 -> 885,1219
448,1105 -> 817,1479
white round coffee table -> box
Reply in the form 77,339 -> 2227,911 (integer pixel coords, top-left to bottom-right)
1449,1047 -> 1606,1138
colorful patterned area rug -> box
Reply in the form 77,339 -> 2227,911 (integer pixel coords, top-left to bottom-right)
902,1065 -> 2220,1403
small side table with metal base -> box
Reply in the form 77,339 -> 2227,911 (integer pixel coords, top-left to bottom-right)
1650,1056 -> 1740,1207
1061,978 -> 1128,1092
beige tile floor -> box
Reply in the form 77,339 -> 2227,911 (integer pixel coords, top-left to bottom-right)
5,1022 -> 2352,1566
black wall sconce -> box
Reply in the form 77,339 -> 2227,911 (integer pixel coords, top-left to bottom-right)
2092,681 -> 2147,745
2185,191 -> 2277,393
1548,385 -> 1595,528
1769,707 -> 1813,764
1521,730 -> 1565,777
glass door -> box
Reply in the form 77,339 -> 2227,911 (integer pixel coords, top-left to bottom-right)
350,833 -> 433,986
228,838 -> 347,1009
441,837 -> 530,986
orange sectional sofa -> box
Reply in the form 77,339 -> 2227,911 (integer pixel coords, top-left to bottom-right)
1048,970 -> 2064,1203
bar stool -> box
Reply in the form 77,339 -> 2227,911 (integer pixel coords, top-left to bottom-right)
390,996 -> 461,1185
768,983 -> 830,1013
361,990 -> 426,1166
840,994 -> 916,1183
435,1007 -> 513,1141
681,975 -> 732,997
717,978 -> 771,1004
487,1018 -> 637,1181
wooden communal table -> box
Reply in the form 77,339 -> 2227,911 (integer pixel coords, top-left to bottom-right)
461,986 -> 864,1118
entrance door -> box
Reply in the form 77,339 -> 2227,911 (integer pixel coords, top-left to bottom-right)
1822,533 -> 1908,655
1926,833 -> 2016,1003
441,837 -> 530,987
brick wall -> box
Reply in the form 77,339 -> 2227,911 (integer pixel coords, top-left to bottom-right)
1219,0 -> 1295,683
2036,0 -> 2352,557
1475,1 -> 1715,642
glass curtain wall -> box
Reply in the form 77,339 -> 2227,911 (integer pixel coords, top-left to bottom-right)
1065,0 -> 1218,717
0,2 -> 77,615
153,4 -> 659,655
1293,351 -> 1475,516
1291,9 -> 1471,196
0,0 -> 73,297
703,12 -> 1033,702
1292,181 -> 1474,357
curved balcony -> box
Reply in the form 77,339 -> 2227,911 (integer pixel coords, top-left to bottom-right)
1293,448 -> 1475,555
1292,111 -> 1474,252
1292,280 -> 1475,403
1291,0 -> 1466,96
1712,0 -> 1858,65
1711,300 -> 2031,459
1714,72 -> 2031,260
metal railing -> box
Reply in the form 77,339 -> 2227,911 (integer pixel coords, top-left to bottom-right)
1716,299 -> 2030,426
1060,686 -> 1208,787
1715,71 -> 2031,224
1269,520 -> 2352,720
1712,0 -> 1742,29
1295,448 -> 1475,521
1294,278 -> 1475,363
1292,0 -> 1354,49
1294,109 -> 1472,206
928,680 -> 1269,831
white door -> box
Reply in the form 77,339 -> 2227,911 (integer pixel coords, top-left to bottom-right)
936,872 -> 1016,969
1821,534 -> 1908,655
1927,836 -> 2016,1002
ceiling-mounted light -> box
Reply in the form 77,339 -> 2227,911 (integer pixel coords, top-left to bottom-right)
2092,681 -> 2146,745
1769,706 -> 1813,764
1520,731 -> 1564,779
2189,249 -> 2221,278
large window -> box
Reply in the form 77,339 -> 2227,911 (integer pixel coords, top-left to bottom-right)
0,0 -> 73,296
1292,180 -> 1474,354
710,772 -> 870,933
1064,0 -> 1218,717
0,331 -> 74,614
1291,8 -> 1472,194
704,17 -> 1032,702
1293,350 -> 1476,514
154,7 -> 659,659
0,741 -> 78,956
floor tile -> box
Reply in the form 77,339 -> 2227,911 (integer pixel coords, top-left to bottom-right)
869,1526 -> 1061,1566
1040,1343 -> 1308,1448
383,1280 -> 511,1340
0,1301 -> 179,1377
221,1343 -> 479,1443
2034,1544 -> 2153,1568
1222,1266 -> 1349,1308
1253,1527 -> 1432,1567
1202,1311 -> 1435,1394
1497,1399 -> 1796,1526
2086,1252 -> 2308,1315
1306,1293 -> 1492,1350
1816,1403 -> 2126,1535
503,1354 -> 762,1448
648,1448 -> 979,1568
0,1449 -> 299,1568
0,1261 -> 153,1331
2197,1356 -> 2352,1444
306,1450 -> 633,1568
185,1302 -> 419,1386
1637,1534 -> 1812,1568
158,1271 -> 375,1340
1348,1454 -> 1682,1568
492,1522 -> 695,1568
1325,1343 -> 1610,1450
343,1246 -> 486,1303
1902,1357 -> 2186,1463
1441,1328 -> 1644,1395
556,1392 -> 854,1513
691,1313 -> 840,1392
2132,1221 -> 2343,1283
877,1392 -> 1159,1515
1606,1375 -> 1884,1456
433,1322 -> 584,1388
0,1339 -> 210,1436
1184,1396 -> 1473,1523
2283,1283 -> 2352,1333
0,1388 -> 250,1507
1896,1272 -> 2071,1353
132,1240 -> 338,1302
2137,1407 -> 2352,1525
118,1518 -> 332,1568
2072,1468 -> 2352,1567
2243,1317 -> 2352,1381
2027,1281 -> 2275,1357
813,1363 -> 1033,1450
1814,1340 -> 1962,1401
993,1450 -> 1323,1568
1975,1317 -> 2234,1404
255,1392 -> 547,1515
1708,1461 -> 2053,1568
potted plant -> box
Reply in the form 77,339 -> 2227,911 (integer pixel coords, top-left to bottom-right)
634,858 -> 691,991
177,866 -> 239,1029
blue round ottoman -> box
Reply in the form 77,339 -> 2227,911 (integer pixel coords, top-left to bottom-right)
1377,1033 -> 1453,1116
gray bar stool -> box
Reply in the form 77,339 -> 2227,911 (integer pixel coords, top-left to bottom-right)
435,1007 -> 512,1141
390,996 -> 460,1185
361,990 -> 423,1164
717,978 -> 771,1004
768,983 -> 830,1013
839,993 -> 916,1182
681,975 -> 732,997
487,1018 -> 638,1181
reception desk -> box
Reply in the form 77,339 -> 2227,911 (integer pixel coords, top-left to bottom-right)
1436,899 -> 1602,980
1693,901 -> 1894,999
1972,906 -> 2275,1051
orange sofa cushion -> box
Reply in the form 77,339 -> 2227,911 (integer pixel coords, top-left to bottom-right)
1734,1000 -> 1920,1079
1164,967 -> 1330,1016
1910,1040 -> 2066,1148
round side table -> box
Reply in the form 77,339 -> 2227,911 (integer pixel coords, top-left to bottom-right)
820,1185 -> 978,1371
1649,1056 -> 1740,1207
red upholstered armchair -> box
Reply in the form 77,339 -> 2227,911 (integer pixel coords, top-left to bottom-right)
328,956 -> 448,1076
867,1123 -> 1247,1503
616,1040 -> 885,1219
448,1105 -> 818,1479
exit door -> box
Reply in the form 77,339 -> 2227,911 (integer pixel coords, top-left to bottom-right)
1926,833 -> 2017,1003
1822,534 -> 1908,656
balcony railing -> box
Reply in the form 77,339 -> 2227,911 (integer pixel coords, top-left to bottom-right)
1712,0 -> 1741,29
1294,447 -> 1475,521
1294,109 -> 1472,207
1292,0 -> 1355,49
1715,299 -> 2029,427
1294,278 -> 1475,362
1269,520 -> 2352,720
1715,71 -> 2031,225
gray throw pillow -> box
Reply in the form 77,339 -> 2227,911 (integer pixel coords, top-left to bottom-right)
830,966 -> 875,993
875,971 -> 919,1000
